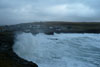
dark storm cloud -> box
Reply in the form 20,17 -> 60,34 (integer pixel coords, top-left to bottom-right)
0,0 -> 100,25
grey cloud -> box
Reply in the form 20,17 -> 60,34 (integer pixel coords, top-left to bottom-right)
0,0 -> 100,25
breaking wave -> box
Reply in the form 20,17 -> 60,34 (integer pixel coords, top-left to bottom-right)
13,33 -> 100,67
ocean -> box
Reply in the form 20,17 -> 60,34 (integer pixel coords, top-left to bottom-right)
13,33 -> 100,67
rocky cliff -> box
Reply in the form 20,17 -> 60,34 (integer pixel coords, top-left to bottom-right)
0,32 -> 38,67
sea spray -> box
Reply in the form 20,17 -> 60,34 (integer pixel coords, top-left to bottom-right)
13,33 -> 100,67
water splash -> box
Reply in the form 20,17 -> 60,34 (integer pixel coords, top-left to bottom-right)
13,33 -> 100,67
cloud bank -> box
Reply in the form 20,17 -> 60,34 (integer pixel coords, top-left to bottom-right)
0,0 -> 100,25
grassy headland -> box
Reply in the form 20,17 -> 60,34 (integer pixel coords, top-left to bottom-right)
1,22 -> 100,34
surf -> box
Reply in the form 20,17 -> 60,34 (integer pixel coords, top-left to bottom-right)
13,33 -> 100,67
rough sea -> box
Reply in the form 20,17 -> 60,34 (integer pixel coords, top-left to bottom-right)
13,33 -> 100,67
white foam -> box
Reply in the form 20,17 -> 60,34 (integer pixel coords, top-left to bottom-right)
13,33 -> 100,67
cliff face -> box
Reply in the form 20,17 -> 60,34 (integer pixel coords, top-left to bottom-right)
0,32 -> 38,67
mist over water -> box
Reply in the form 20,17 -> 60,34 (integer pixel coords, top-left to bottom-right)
13,33 -> 100,67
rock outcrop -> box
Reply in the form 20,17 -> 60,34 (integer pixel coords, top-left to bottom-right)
0,32 -> 38,67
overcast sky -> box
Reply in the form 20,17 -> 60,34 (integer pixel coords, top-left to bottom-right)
0,0 -> 100,25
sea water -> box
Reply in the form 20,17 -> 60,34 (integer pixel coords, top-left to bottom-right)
13,33 -> 100,67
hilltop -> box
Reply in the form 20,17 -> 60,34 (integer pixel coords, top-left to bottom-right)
0,21 -> 100,34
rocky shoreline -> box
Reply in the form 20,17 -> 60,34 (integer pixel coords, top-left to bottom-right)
0,32 -> 38,67
0,22 -> 100,67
